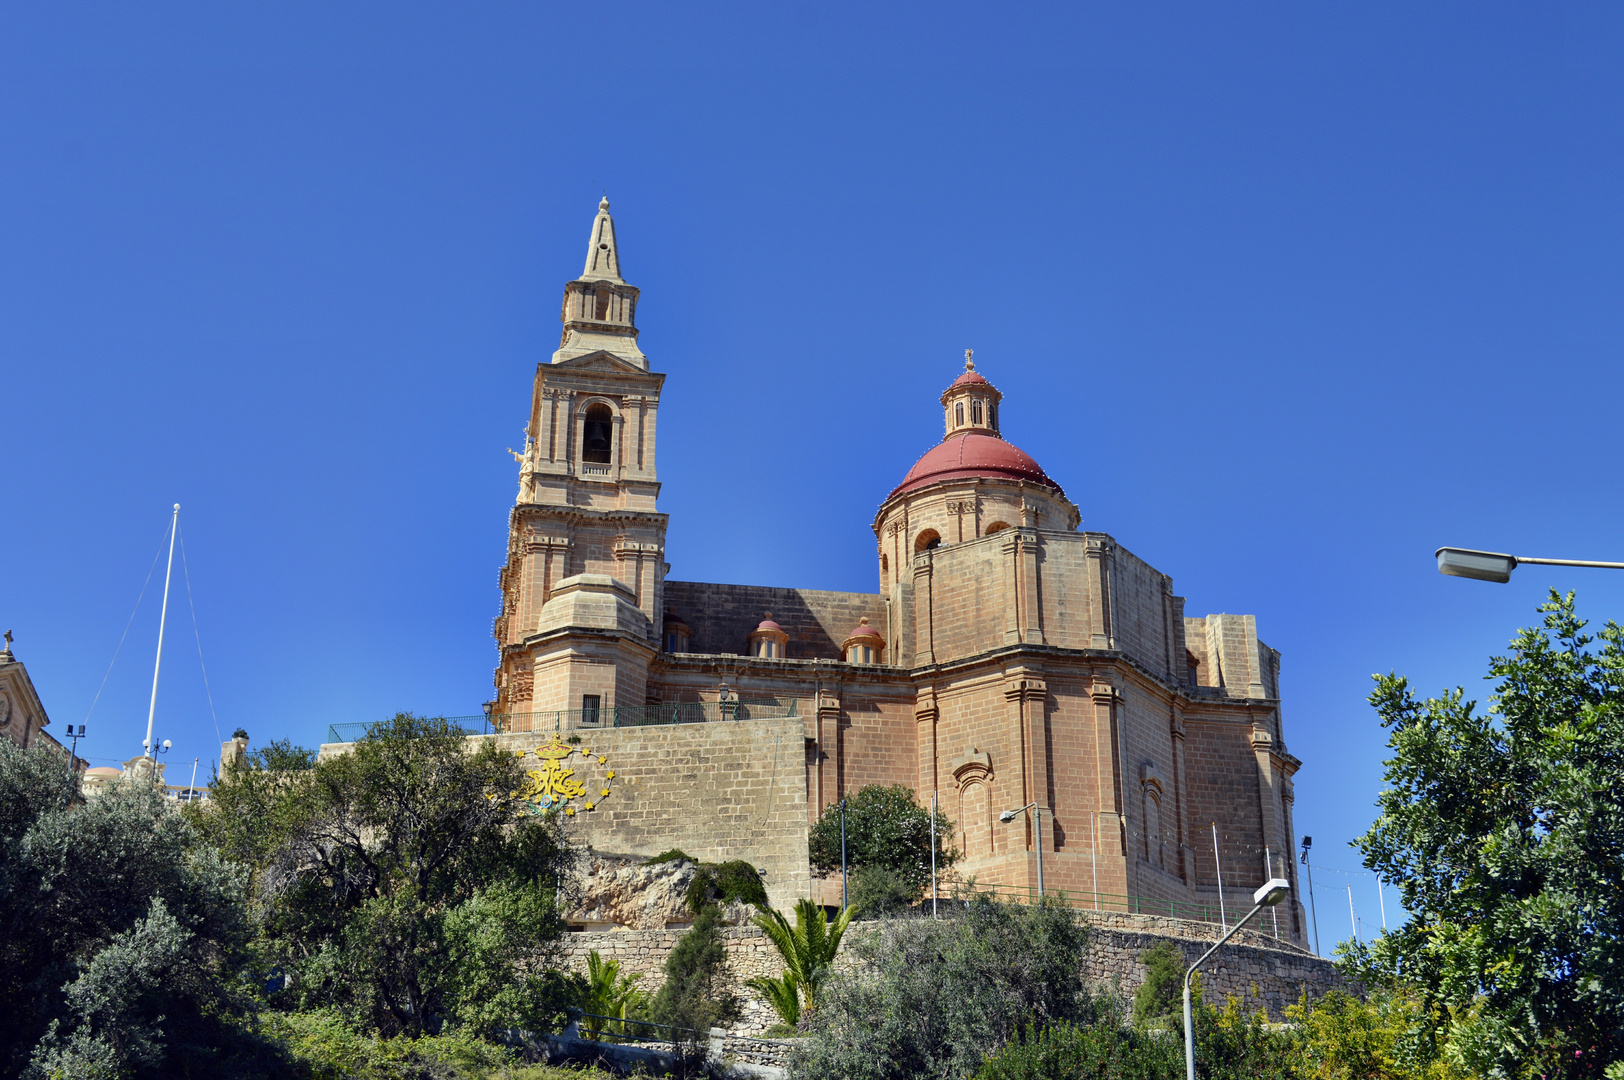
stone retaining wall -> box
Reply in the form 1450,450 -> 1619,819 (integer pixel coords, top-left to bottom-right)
559,909 -> 1347,1036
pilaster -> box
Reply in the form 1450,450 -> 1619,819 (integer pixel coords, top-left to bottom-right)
1086,536 -> 1113,649
914,686 -> 939,803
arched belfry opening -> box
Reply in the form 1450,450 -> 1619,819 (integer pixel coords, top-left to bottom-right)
583,404 -> 613,464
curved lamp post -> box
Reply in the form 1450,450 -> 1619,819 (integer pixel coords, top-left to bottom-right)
1436,547 -> 1624,583
1183,877 -> 1290,1080
998,802 -> 1047,897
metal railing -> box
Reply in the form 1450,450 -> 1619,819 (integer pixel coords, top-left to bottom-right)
959,879 -> 1291,941
324,699 -> 798,744
326,715 -> 500,745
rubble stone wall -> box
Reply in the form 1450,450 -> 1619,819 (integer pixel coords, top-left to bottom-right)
557,910 -> 1347,1036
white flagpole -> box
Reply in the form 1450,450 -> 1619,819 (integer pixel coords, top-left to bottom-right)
1377,876 -> 1387,930
1212,823 -> 1226,929
144,505 -> 179,762
1347,884 -> 1358,941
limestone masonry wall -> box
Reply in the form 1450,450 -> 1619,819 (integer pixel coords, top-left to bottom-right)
557,911 -> 1346,1036
663,582 -> 884,662
487,717 -> 810,910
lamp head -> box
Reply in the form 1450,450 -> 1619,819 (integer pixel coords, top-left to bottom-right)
1300,835 -> 1311,850
1436,547 -> 1516,583
162,739 -> 171,751
999,809 -> 1019,823
1254,878 -> 1291,907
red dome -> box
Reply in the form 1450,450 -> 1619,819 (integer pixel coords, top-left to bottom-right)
949,370 -> 991,389
845,617 -> 882,640
889,433 -> 1061,499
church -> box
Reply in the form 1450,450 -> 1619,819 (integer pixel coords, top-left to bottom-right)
484,197 -> 1308,945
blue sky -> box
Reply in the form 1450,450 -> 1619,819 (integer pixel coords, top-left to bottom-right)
5,4 -> 1622,950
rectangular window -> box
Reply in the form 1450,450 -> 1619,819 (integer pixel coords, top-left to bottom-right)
582,695 -> 601,724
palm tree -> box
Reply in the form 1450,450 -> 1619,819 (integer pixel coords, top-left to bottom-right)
578,949 -> 649,1040
744,970 -> 801,1031
748,899 -> 856,1026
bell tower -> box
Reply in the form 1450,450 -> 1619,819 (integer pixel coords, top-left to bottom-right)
492,198 -> 667,720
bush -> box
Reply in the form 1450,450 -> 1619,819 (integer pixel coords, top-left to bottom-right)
683,859 -> 768,913
642,849 -> 694,866
792,895 -> 1093,1080
1131,942 -> 1184,1028
975,1019 -> 1178,1080
849,864 -> 919,919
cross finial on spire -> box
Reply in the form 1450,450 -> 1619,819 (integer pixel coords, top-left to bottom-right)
964,348 -> 975,371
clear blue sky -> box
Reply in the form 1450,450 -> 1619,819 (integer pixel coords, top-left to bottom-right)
5,4 -> 1622,948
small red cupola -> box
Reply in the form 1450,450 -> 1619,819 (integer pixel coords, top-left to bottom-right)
841,617 -> 885,665
747,613 -> 789,659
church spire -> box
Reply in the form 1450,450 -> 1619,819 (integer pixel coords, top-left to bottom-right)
581,196 -> 623,282
553,196 -> 646,368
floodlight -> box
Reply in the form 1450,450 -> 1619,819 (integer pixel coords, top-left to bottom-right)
1253,877 -> 1291,907
1436,547 -> 1516,583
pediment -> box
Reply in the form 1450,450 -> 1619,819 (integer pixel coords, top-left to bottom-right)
552,350 -> 647,374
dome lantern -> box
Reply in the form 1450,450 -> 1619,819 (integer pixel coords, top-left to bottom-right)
940,348 -> 1002,439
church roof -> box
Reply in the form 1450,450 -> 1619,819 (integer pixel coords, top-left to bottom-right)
890,432 -> 1061,498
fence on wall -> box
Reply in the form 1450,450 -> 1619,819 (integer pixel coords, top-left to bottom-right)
325,698 -> 798,745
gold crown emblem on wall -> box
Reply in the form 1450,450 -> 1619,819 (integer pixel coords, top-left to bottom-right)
517,739 -> 616,815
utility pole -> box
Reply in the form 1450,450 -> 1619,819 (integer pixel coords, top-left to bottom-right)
930,791 -> 938,918
840,797 -> 848,910
1300,835 -> 1320,955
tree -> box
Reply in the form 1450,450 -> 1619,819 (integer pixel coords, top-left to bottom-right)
793,895 -> 1093,1080
649,901 -> 739,1036
189,713 -> 576,1038
807,784 -> 957,908
0,741 -> 280,1079
1350,592 -> 1624,1077
748,898 -> 855,1025
1130,941 -> 1183,1028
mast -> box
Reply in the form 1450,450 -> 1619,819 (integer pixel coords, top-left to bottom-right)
144,504 -> 179,760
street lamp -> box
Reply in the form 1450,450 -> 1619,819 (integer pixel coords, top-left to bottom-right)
141,737 -> 171,785
1437,547 -> 1624,583
63,724 -> 87,799
1182,877 -> 1290,1080
998,802 -> 1047,897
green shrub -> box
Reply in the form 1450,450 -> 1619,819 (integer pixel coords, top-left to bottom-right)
642,849 -> 694,866
975,1019 -> 1178,1080
793,895 -> 1094,1080
1131,942 -> 1184,1028
683,859 -> 768,912
849,864 -> 918,918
